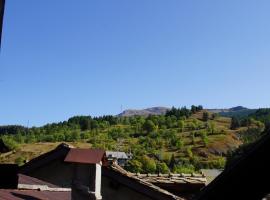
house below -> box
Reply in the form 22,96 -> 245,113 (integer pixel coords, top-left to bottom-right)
0,143 -> 207,200
105,151 -> 132,167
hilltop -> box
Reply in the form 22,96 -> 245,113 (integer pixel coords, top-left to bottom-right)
207,106 -> 257,118
118,106 -> 257,118
118,107 -> 170,117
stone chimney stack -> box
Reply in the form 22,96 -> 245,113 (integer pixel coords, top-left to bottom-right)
65,149 -> 106,200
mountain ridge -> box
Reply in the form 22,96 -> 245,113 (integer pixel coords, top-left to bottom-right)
118,106 -> 254,117
118,107 -> 169,117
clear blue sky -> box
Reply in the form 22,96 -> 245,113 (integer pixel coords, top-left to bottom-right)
1,1 -> 270,127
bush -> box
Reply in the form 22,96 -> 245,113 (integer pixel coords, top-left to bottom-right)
1,136 -> 18,151
15,156 -> 27,166
186,146 -> 193,159
54,133 -> 65,141
176,139 -> 184,150
108,128 -> 128,140
14,133 -> 24,144
203,112 -> 209,122
43,135 -> 55,142
127,159 -> 143,173
173,164 -> 195,173
70,130 -> 81,141
169,154 -> 176,170
200,130 -> 209,147
208,157 -> 226,169
141,156 -> 156,173
160,152 -> 171,165
157,162 -> 170,173
142,120 -> 157,133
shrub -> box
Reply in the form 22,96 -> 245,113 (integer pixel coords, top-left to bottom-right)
127,159 -> 143,173
15,156 -> 27,166
169,154 -> 176,170
203,112 -> 209,122
176,139 -> 184,150
208,157 -> 226,169
43,135 -> 55,142
173,164 -> 195,173
141,156 -> 157,173
1,136 -> 18,151
200,130 -> 209,147
157,162 -> 170,174
186,146 -> 193,159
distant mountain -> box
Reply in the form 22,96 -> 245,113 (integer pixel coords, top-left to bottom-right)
208,106 -> 247,113
118,106 -> 257,118
118,107 -> 170,117
208,106 -> 257,118
229,106 -> 248,112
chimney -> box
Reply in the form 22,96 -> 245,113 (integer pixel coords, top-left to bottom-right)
65,148 -> 106,200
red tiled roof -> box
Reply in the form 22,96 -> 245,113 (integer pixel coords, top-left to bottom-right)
0,189 -> 71,200
64,148 -> 105,164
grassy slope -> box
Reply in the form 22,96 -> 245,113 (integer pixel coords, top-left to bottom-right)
0,111 -> 244,167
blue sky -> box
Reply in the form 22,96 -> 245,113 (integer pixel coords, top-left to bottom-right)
1,1 -> 270,126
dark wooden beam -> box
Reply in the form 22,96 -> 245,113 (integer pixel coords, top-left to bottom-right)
0,0 -> 5,48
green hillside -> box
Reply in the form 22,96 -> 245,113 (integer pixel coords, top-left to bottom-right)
0,106 -> 266,174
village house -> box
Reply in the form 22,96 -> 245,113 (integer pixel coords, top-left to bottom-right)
105,151 -> 132,167
4,132 -> 270,200
0,143 -> 207,200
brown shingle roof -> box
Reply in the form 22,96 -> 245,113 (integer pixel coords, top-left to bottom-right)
64,148 -> 105,164
20,143 -> 72,174
18,174 -> 58,188
0,189 -> 71,200
133,173 -> 206,185
103,164 -> 185,200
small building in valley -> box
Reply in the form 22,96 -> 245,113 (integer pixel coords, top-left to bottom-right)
105,151 -> 132,167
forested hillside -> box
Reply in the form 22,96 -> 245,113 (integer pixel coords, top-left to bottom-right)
0,106 -> 267,174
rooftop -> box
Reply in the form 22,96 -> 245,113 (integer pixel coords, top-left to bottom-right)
64,148 -> 105,164
106,151 -> 129,159
0,189 -> 71,200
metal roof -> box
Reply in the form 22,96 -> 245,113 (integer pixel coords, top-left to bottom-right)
106,151 -> 128,159
64,148 -> 105,164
